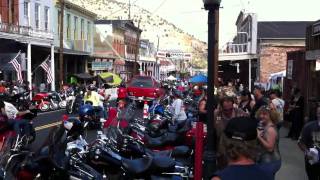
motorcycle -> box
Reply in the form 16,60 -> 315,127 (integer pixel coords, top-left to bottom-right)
32,92 -> 50,112
88,132 -> 192,179
9,92 -> 31,111
0,110 -> 37,167
3,125 -> 103,180
66,90 -> 84,114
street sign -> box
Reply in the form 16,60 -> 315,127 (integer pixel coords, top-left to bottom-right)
92,61 -> 113,71
312,22 -> 320,36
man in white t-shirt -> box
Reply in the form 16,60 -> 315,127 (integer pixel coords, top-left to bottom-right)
171,91 -> 187,126
0,100 -> 31,136
269,90 -> 285,129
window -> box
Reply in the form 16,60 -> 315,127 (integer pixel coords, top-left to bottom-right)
87,22 -> 91,43
35,3 -> 40,29
23,1 -> 29,17
66,14 -> 71,39
57,11 -> 61,36
80,19 -> 84,40
44,7 -> 49,31
74,16 -> 78,40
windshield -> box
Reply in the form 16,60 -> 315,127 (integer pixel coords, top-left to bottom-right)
129,78 -> 153,88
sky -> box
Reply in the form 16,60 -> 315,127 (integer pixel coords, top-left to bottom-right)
117,0 -> 320,46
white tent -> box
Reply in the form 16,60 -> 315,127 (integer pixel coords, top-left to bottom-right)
166,75 -> 177,81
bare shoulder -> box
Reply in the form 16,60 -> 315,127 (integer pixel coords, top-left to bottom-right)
212,177 -> 221,180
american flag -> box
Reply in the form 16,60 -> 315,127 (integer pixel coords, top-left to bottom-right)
9,51 -> 23,84
40,56 -> 54,84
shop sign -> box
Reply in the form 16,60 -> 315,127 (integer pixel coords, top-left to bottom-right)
92,61 -> 113,71
287,60 -> 293,79
312,22 -> 320,36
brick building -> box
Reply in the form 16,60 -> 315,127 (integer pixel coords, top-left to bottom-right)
0,0 -> 19,25
257,21 -> 311,83
221,11 -> 312,91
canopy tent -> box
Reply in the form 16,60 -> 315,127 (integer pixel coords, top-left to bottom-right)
166,75 -> 177,81
98,72 -> 122,86
189,74 -> 207,84
69,73 -> 94,84
269,70 -> 286,80
267,70 -> 286,91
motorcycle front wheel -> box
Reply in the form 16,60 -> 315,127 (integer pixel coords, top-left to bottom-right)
40,103 -> 50,112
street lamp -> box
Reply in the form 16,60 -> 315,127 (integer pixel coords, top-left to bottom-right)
203,0 -> 221,179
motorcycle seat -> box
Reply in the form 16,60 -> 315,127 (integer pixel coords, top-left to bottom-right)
172,146 -> 191,157
121,156 -> 153,174
145,135 -> 164,147
145,148 -> 172,157
151,156 -> 176,171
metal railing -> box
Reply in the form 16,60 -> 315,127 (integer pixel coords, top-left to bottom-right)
220,43 -> 248,54
0,22 -> 53,39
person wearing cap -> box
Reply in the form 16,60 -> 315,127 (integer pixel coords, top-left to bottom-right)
251,86 -> 268,119
256,106 -> 281,179
212,117 -> 272,180
215,96 -> 248,137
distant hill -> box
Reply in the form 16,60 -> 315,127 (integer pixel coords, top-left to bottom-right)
72,0 -> 208,68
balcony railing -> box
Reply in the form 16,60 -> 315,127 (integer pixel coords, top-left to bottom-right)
0,22 -> 53,39
221,43 -> 248,54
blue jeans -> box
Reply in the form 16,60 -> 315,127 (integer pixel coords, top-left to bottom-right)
259,160 -> 281,179
8,119 -> 30,136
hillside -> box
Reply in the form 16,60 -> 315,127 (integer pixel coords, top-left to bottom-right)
72,0 -> 208,68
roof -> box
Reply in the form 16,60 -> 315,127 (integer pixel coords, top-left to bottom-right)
57,0 -> 97,19
258,21 -> 313,39
95,20 -> 142,33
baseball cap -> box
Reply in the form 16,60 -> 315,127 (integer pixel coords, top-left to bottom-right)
224,117 -> 258,141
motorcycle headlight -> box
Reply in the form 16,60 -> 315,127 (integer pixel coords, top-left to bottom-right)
95,148 -> 101,155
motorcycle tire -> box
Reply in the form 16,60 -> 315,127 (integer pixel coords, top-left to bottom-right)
40,104 -> 50,112
50,102 -> 59,111
59,101 -> 67,109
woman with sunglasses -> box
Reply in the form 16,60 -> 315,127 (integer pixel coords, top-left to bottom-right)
256,106 -> 281,179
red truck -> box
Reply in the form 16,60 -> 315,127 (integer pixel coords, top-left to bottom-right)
127,76 -> 164,102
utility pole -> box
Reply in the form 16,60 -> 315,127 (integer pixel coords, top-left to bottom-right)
133,18 -> 141,76
59,0 -> 65,88
128,0 -> 131,20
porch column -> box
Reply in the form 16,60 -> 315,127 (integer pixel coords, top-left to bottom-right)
50,45 -> 55,91
27,43 -> 32,90
249,58 -> 252,91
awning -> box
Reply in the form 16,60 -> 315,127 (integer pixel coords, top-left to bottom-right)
54,48 -> 91,56
72,73 -> 94,80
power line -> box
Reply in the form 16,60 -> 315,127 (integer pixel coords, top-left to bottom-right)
107,0 -> 139,17
151,0 -> 168,16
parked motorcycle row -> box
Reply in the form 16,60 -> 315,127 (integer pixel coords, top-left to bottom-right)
0,83 -> 205,180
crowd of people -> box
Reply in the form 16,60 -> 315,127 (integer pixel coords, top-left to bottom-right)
1,77 -> 320,179
164,77 -> 317,180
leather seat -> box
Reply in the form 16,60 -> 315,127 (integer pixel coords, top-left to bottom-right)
172,146 -> 190,157
151,156 -> 175,172
121,156 -> 153,174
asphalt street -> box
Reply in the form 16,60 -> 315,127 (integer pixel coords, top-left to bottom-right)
30,109 -> 307,180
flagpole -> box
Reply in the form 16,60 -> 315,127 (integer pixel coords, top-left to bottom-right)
32,55 -> 50,74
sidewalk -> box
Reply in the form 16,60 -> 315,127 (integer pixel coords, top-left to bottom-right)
276,128 -> 307,180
